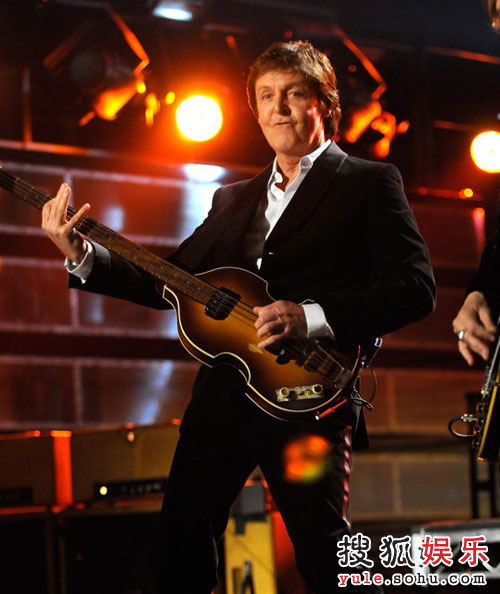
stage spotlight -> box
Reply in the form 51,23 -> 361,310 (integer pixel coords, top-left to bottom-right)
470,131 -> 500,173
175,96 -> 223,141
79,58 -> 146,123
42,8 -> 149,125
153,2 -> 193,21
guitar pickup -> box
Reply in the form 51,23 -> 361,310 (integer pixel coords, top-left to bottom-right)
205,287 -> 240,320
276,384 -> 324,402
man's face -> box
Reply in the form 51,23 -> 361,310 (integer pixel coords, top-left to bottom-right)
255,70 -> 326,159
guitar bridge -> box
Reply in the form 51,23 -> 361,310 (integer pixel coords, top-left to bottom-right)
276,384 -> 324,402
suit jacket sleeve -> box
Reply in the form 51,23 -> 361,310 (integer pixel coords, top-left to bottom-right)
68,185 -> 230,307
311,163 -> 436,350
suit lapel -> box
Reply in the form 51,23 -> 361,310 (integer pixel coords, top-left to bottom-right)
174,164 -> 271,271
217,164 -> 271,251
264,142 -> 348,249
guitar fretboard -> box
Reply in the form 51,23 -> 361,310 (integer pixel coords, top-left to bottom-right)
0,168 -> 214,305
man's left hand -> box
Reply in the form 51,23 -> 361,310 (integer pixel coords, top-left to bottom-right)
254,300 -> 307,348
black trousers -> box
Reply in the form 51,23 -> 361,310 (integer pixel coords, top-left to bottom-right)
151,365 -> 382,594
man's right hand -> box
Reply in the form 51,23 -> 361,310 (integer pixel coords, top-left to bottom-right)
41,183 -> 90,264
452,290 -> 497,365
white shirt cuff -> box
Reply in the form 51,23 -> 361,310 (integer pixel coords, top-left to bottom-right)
302,302 -> 335,339
65,241 -> 95,283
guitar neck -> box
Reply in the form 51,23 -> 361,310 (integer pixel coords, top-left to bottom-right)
0,169 -> 213,304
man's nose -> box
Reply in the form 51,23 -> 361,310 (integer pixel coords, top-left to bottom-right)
274,92 -> 291,114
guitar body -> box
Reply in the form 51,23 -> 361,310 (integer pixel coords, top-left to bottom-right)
162,266 -> 360,421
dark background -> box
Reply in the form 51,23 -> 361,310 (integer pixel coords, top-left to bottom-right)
1,7 -> 500,589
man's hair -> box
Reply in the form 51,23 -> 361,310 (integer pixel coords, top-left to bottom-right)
246,40 -> 341,137
488,0 -> 500,28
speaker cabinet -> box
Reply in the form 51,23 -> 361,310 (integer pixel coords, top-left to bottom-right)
0,511 -> 57,594
58,505 -> 161,594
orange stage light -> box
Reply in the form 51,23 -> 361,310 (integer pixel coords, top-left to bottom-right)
343,100 -> 382,144
175,95 -> 223,141
470,130 -> 500,173
283,435 -> 332,483
370,112 -> 410,159
165,91 -> 176,105
91,72 -> 145,121
458,187 -> 475,199
145,92 -> 160,126
225,35 -> 237,51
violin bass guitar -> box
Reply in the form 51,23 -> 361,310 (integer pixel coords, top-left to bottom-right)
0,168 -> 381,422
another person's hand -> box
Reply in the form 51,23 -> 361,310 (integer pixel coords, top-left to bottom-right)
41,183 -> 90,263
452,291 -> 497,365
254,300 -> 307,349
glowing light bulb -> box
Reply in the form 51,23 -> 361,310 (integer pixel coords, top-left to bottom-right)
176,96 -> 223,142
470,131 -> 500,173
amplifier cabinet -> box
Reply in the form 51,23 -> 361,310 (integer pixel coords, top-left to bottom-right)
70,423 -> 180,503
0,431 -> 72,507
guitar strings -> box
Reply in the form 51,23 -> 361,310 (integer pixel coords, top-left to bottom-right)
1,170 -> 348,381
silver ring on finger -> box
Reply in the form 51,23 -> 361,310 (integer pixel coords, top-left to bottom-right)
457,329 -> 466,342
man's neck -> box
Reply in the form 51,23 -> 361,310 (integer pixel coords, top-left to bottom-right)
275,140 -> 327,190
275,155 -> 302,190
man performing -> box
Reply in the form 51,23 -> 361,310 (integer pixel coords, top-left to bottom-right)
41,41 -> 435,594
